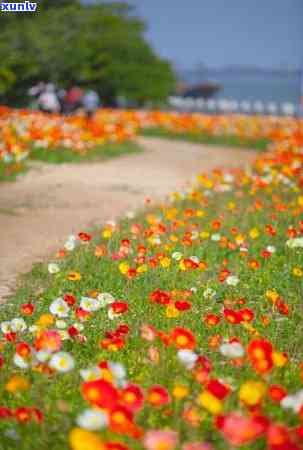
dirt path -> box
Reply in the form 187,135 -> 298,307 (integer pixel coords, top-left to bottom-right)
0,137 -> 256,301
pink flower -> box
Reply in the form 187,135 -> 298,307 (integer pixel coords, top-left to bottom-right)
217,413 -> 268,446
144,430 -> 178,450
140,324 -> 156,341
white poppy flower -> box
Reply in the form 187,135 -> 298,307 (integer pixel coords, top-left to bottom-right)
80,297 -> 101,312
76,409 -> 108,430
36,350 -> 52,363
11,318 -> 27,333
177,349 -> 198,369
80,366 -> 102,381
266,245 -> 276,253
220,342 -> 244,358
49,298 -> 70,318
14,353 -> 30,369
64,240 -> 76,251
172,252 -> 182,261
48,263 -> 60,274
203,288 -> 217,300
190,256 -> 199,264
211,233 -> 221,241
1,321 -> 12,334
108,361 -> 126,381
49,352 -> 75,372
97,293 -> 115,307
226,275 -> 239,286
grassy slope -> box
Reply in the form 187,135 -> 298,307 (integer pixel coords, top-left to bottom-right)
29,141 -> 142,164
0,141 -> 142,183
0,159 -> 302,449
141,127 -> 270,152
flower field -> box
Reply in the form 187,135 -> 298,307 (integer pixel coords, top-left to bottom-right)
0,110 -> 303,450
0,107 -> 138,180
1,107 -> 302,182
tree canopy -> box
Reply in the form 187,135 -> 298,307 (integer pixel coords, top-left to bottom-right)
0,1 -> 175,106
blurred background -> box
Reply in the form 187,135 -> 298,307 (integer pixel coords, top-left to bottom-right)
0,0 -> 302,114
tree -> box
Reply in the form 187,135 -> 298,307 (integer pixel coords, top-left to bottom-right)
0,2 -> 175,106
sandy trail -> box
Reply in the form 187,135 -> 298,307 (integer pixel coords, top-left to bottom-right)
0,137 -> 256,301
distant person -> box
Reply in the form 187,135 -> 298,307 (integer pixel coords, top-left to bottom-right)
28,81 -> 45,110
38,83 -> 60,114
64,86 -> 83,114
82,89 -> 100,118
57,88 -> 67,113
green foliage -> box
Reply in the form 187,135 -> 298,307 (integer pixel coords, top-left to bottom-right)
0,2 -> 175,105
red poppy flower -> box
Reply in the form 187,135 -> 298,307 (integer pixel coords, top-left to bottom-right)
204,313 -> 221,326
100,337 -> 125,351
219,268 -> 231,282
268,385 -> 287,402
105,443 -> 130,450
116,324 -> 129,335
157,330 -> 171,346
82,379 -> 119,410
206,379 -> 230,400
261,250 -> 271,259
20,303 -> 34,315
31,408 -> 44,423
147,385 -> 170,407
78,232 -> 92,242
223,309 -> 241,325
0,407 -> 13,419
110,302 -> 128,315
4,332 -> 17,342
267,424 -> 295,449
15,407 -> 31,423
171,327 -> 196,350
109,406 -> 143,439
120,384 -> 144,412
247,339 -> 273,374
248,259 -> 260,269
265,224 -> 276,236
75,307 -> 91,320
64,293 -> 77,306
175,300 -> 192,311
16,342 -> 31,358
183,259 -> 199,269
125,268 -> 136,279
276,300 -> 289,316
238,308 -> 254,322
68,326 -> 79,338
247,339 -> 273,361
150,289 -> 171,305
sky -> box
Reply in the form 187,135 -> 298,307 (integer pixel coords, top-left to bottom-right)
91,0 -> 303,70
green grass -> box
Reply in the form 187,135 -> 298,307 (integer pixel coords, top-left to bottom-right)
29,141 -> 142,164
141,127 -> 270,151
0,142 -> 142,183
0,153 -> 302,449
0,161 -> 27,182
